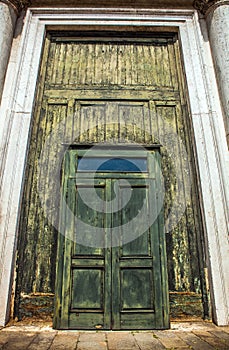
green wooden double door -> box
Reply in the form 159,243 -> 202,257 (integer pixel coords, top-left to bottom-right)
54,149 -> 169,330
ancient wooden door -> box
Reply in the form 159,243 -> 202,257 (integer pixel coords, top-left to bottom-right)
17,32 -> 207,326
54,149 -> 169,329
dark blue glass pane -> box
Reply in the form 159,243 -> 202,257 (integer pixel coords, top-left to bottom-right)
77,157 -> 147,172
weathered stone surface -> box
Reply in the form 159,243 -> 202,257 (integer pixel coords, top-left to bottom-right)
1,0 -> 31,12
0,332 -> 11,346
209,330 -> 229,343
107,332 -> 138,350
49,333 -> 79,350
205,1 -> 229,146
77,341 -> 107,350
193,0 -> 217,14
79,333 -> 106,342
133,333 -> 166,350
153,330 -> 192,348
192,330 -> 229,349
0,323 -> 229,349
30,0 -> 194,9
193,0 -> 229,145
0,1 -> 17,102
27,332 -> 56,350
0,331 -> 37,349
77,333 -> 107,350
176,331 -> 220,350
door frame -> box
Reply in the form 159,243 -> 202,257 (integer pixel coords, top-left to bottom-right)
0,8 -> 228,327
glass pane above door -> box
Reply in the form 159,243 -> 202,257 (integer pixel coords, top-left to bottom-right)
77,157 -> 147,172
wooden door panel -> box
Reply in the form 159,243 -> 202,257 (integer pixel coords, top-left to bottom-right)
120,268 -> 154,309
112,178 -> 161,329
73,182 -> 106,256
71,268 -> 104,310
69,312 -> 106,330
119,183 -> 151,257
122,231 -> 150,256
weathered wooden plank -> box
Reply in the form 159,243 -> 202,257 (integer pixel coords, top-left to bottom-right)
20,100 -> 50,293
56,43 -> 66,84
46,40 -> 56,84
169,292 -> 203,319
167,42 -> 179,90
53,150 -> 69,328
64,43 -> 73,85
50,42 -> 58,85
71,43 -> 80,85
34,103 -> 56,291
18,294 -> 54,319
44,88 -> 180,100
109,44 -> 118,85
85,44 -> 93,85
33,103 -> 67,292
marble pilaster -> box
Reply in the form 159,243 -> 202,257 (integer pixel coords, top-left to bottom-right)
194,0 -> 229,145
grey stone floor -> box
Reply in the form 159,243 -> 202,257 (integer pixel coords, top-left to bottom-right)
0,322 -> 229,350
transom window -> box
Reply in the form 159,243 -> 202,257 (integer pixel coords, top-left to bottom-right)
77,157 -> 148,172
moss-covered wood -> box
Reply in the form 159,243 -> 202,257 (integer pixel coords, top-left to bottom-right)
15,32 -> 209,321
18,292 -> 204,322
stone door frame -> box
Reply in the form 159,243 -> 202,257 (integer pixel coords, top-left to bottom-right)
0,7 -> 228,326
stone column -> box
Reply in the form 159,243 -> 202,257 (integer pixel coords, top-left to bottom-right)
194,0 -> 229,146
0,1 -> 18,103
0,1 -> 30,103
